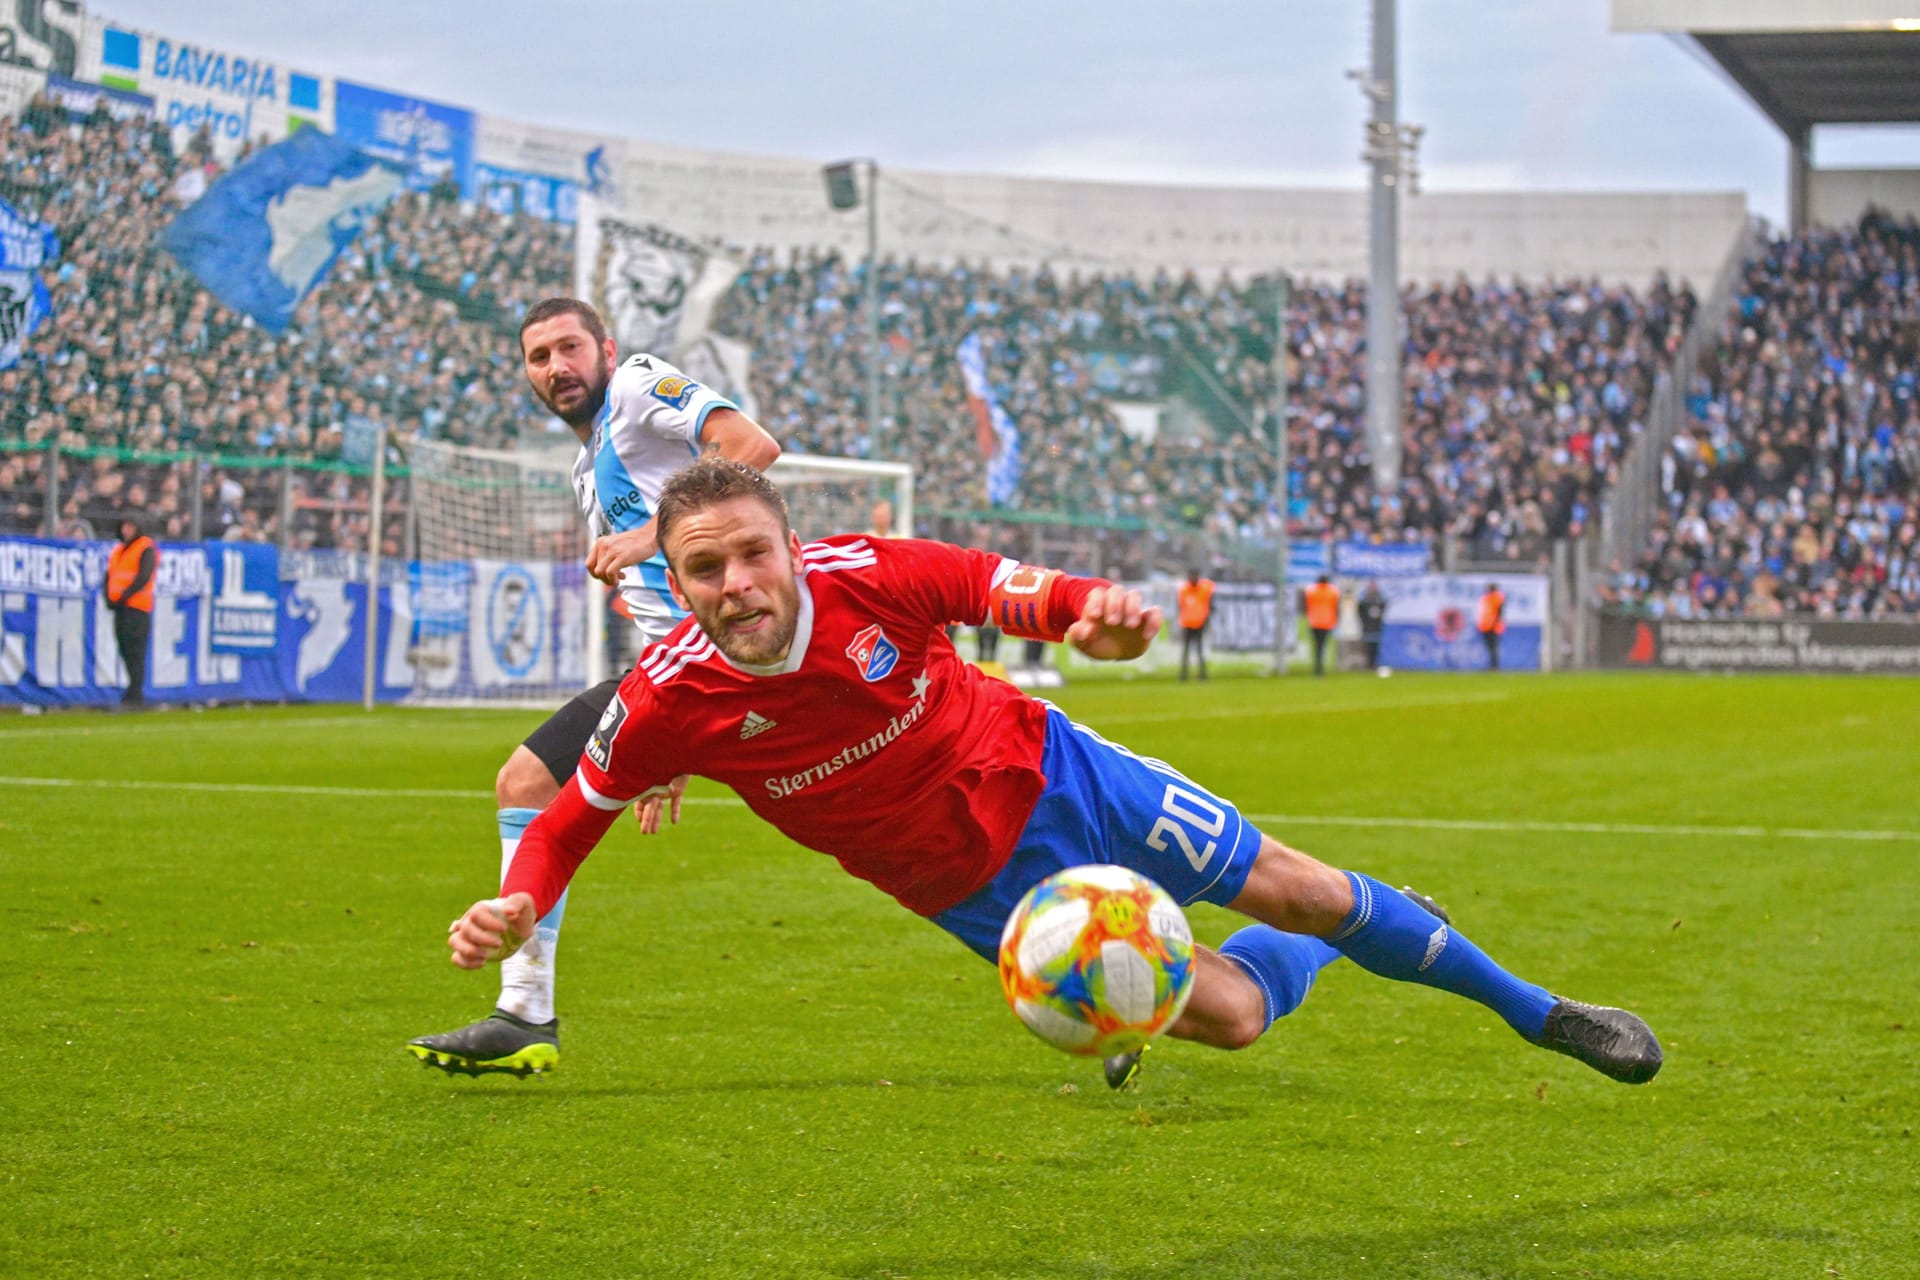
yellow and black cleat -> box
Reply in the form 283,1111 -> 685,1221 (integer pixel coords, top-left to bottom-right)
407,1010 -> 559,1077
1103,1042 -> 1148,1091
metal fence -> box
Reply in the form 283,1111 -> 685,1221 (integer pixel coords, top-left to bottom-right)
2,441 -> 407,555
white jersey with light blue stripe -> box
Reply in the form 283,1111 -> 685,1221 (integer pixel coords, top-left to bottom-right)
569,352 -> 737,640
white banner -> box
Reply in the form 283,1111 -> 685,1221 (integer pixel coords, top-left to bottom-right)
467,560 -> 556,690
1382,573 -> 1548,628
77,15 -> 334,159
574,193 -> 742,363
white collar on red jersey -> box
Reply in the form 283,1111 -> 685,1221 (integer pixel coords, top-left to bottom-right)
714,577 -> 815,677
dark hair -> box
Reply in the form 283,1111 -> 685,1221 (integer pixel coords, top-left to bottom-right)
656,457 -> 790,558
518,297 -> 608,351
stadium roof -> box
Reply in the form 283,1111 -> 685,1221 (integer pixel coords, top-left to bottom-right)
1613,0 -> 1920,134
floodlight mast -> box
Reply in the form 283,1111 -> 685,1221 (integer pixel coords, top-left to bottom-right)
1352,0 -> 1423,498
823,160 -> 885,460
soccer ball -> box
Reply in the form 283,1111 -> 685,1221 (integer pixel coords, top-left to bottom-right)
997,865 -> 1196,1057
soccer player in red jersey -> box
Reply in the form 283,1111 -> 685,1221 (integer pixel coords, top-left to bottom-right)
444,459 -> 1662,1088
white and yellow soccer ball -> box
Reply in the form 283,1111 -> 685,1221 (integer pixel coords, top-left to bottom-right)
996,865 -> 1197,1057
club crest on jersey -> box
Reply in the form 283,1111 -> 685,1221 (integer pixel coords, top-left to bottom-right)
586,695 -> 629,771
845,624 -> 900,682
651,376 -> 698,410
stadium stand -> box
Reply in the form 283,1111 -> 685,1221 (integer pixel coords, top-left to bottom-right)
5,96 -> 1691,581
1605,211 -> 1920,619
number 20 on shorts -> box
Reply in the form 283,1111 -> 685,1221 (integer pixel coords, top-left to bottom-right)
1146,784 -> 1228,872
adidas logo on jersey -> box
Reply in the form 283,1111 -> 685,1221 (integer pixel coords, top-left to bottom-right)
739,710 -> 777,740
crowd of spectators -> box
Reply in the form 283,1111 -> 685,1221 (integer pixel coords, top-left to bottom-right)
4,98 -> 1694,581
719,251 -> 1693,569
1606,211 -> 1920,620
2,97 -> 565,547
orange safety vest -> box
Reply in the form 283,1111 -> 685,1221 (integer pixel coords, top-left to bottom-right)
1304,582 -> 1340,632
107,536 -> 157,612
1177,579 -> 1214,629
1478,589 -> 1506,635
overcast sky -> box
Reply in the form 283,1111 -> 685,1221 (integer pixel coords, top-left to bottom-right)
87,0 -> 1920,227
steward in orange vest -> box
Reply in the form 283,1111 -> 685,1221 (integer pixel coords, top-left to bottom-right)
105,518 -> 157,707
1302,574 -> 1341,677
1477,583 -> 1506,672
1176,569 -> 1215,682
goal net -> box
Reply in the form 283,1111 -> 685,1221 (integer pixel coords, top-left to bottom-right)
402,439 -> 913,703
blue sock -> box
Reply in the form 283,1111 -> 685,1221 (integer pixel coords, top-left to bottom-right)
1218,927 -> 1343,1033
1328,872 -> 1556,1039
498,807 -> 568,938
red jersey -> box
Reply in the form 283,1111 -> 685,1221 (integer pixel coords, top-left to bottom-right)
504,536 -> 1100,918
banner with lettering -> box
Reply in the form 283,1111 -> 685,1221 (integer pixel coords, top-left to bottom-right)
1332,539 -> 1430,579
0,537 -> 586,708
80,20 -> 332,157
1378,573 -> 1549,672
333,80 -> 474,195
0,535 -> 284,706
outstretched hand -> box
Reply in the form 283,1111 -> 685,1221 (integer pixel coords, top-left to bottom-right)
634,775 -> 689,834
446,892 -> 537,969
585,521 -> 659,585
1065,585 -> 1161,661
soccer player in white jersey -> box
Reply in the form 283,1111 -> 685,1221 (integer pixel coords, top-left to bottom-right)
443,459 -> 1662,1092
408,299 -> 779,1075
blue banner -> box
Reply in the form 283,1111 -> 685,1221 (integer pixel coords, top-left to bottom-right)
1332,539 -> 1430,579
278,553 -> 414,704
207,541 -> 280,652
956,333 -> 1022,507
45,72 -> 156,123
2,536 -> 589,708
1287,541 -> 1329,585
0,536 -> 282,706
0,196 -> 59,371
159,128 -> 403,333
334,81 -> 474,195
474,163 -> 577,223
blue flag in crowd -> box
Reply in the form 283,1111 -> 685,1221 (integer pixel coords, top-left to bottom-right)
0,197 -> 59,371
956,332 -> 1023,507
160,129 -> 403,334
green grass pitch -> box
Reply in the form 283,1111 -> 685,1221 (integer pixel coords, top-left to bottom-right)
4,672 -> 1916,1278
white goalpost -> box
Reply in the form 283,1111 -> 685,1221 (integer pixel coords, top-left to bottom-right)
401,439 -> 913,704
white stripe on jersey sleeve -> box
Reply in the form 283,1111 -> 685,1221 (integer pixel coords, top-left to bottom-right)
988,556 -> 1019,588
642,633 -> 718,685
801,540 -> 877,572
576,770 -> 635,811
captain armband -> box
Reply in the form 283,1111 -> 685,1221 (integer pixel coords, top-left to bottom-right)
986,564 -> 1069,641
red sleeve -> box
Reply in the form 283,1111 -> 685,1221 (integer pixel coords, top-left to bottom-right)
864,536 -> 1106,639
501,775 -> 623,918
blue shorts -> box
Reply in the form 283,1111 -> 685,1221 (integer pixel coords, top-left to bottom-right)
931,706 -> 1266,960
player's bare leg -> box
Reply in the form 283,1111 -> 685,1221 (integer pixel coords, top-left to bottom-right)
1104,887 -> 1447,1089
407,746 -> 566,1076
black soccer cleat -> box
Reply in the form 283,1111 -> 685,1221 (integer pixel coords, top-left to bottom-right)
1536,999 -> 1663,1084
407,1010 -> 559,1077
1399,885 -> 1451,925
1103,1042 -> 1148,1091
